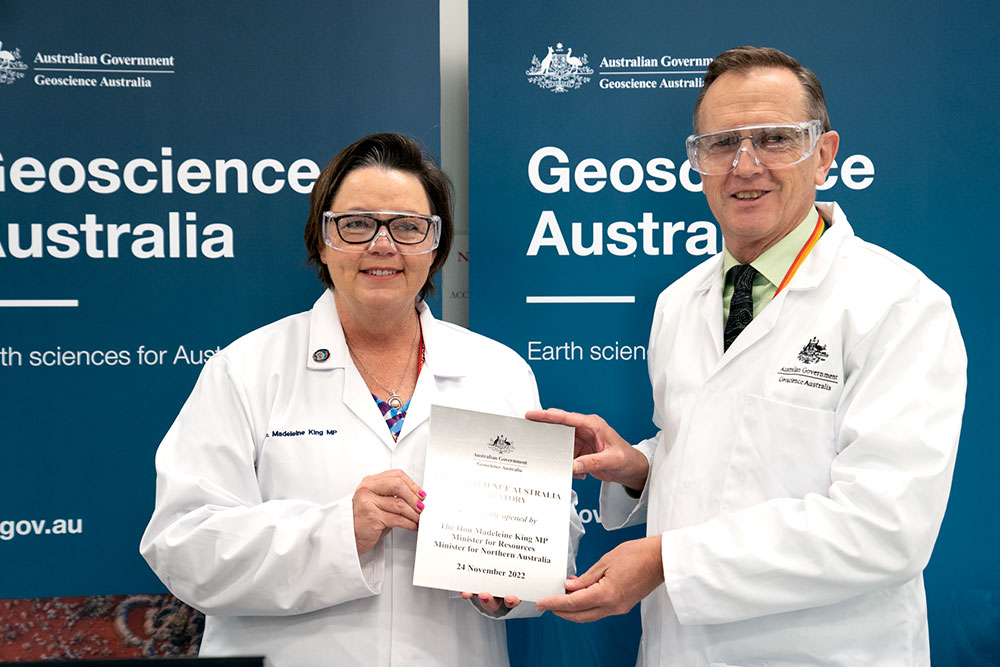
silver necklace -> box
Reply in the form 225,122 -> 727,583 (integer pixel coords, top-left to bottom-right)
349,318 -> 419,410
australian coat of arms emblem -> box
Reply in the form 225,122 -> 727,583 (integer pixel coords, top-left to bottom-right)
797,337 -> 829,364
526,42 -> 593,93
0,40 -> 28,85
488,435 -> 514,455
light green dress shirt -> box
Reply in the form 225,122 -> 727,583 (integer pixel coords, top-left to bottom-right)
721,207 -> 821,325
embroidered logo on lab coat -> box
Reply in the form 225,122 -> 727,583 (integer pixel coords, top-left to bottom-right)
776,337 -> 840,391
797,337 -> 829,364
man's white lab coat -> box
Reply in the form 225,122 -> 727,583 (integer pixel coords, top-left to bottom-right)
602,202 -> 966,666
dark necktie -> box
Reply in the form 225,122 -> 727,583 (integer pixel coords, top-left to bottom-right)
723,264 -> 757,351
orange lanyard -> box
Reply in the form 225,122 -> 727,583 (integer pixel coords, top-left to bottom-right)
773,216 -> 825,298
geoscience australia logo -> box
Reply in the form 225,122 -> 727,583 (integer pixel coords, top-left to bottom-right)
526,42 -> 593,93
0,38 -> 28,85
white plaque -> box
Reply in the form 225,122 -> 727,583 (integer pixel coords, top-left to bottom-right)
413,405 -> 574,601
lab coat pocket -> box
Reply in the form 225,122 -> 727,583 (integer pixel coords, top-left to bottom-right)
723,394 -> 837,508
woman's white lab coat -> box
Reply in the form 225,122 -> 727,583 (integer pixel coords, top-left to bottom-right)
140,290 -> 583,667
602,203 -> 966,666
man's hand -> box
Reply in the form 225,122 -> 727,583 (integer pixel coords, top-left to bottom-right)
526,408 -> 649,492
535,536 -> 664,623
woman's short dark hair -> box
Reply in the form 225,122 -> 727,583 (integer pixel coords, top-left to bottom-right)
304,132 -> 454,301
693,46 -> 830,133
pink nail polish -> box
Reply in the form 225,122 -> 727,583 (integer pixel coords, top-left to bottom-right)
480,596 -> 490,603
417,501 -> 425,510
418,489 -> 427,499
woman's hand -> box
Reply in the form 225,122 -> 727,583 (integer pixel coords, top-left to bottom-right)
461,591 -> 521,616
352,469 -> 425,555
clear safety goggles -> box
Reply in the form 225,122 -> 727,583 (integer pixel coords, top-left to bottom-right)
323,211 -> 441,255
685,120 -> 825,175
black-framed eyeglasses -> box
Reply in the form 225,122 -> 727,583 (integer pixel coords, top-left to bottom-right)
322,211 -> 441,255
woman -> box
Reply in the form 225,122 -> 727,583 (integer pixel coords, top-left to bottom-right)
139,133 -> 582,667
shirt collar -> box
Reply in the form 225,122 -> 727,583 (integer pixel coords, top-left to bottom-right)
722,206 -> 820,287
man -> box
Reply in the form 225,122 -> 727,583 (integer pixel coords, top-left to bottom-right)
531,46 -> 966,666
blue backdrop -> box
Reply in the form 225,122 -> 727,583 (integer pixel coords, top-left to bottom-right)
0,0 -> 441,598
2,1 -> 998,665
469,1 -> 998,665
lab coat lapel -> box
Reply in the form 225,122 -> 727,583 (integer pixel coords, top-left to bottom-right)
343,357 -> 399,450
307,290 -> 398,451
722,291 -> 781,360
397,303 -> 466,441
717,202 -> 850,363
695,255 -> 726,358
